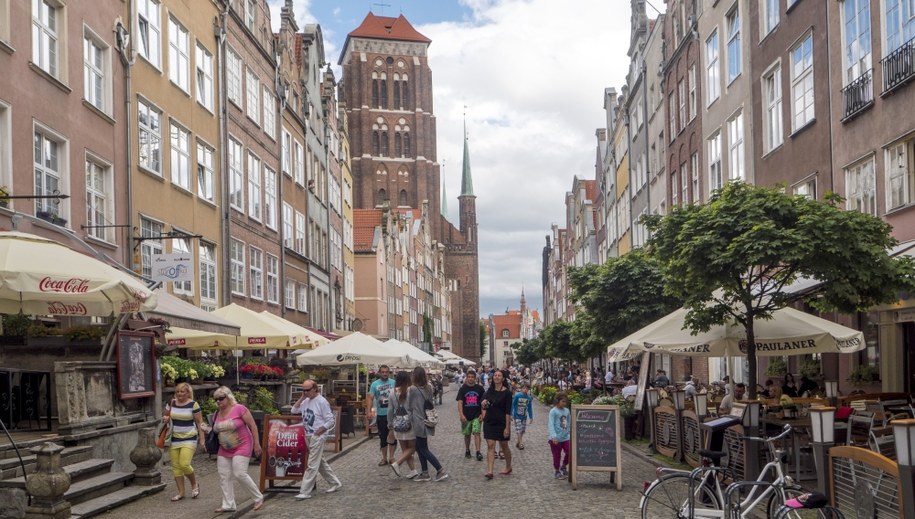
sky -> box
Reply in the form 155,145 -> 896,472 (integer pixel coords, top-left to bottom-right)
267,0 -> 641,318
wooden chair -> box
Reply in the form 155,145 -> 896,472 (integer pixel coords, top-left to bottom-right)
868,426 -> 896,460
846,413 -> 874,447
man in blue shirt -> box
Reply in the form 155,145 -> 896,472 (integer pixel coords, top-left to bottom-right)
366,365 -> 396,465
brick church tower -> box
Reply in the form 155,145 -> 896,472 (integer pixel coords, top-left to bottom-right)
339,12 -> 480,362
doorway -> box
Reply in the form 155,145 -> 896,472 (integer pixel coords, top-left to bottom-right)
904,322 -> 915,393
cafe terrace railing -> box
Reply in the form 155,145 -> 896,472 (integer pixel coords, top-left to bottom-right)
828,445 -> 901,518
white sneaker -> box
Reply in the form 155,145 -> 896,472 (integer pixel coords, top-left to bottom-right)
294,493 -> 312,500
390,462 -> 402,477
325,483 -> 342,493
404,469 -> 418,479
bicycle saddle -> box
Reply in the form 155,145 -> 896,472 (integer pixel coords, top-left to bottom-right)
698,449 -> 727,462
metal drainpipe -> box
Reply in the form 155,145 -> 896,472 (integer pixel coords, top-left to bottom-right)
642,60 -> 651,216
324,126 -> 333,332
118,2 -> 137,271
216,4 -> 230,306
276,67 -> 286,318
625,110 -> 634,249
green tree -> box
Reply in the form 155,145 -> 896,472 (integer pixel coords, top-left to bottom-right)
540,320 -> 578,362
645,181 -> 915,398
514,337 -> 542,367
569,249 -> 681,346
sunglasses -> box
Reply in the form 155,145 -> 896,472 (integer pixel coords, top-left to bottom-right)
214,395 -> 227,401
303,386 -> 316,392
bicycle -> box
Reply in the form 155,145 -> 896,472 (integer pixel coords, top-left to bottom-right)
640,424 -> 839,518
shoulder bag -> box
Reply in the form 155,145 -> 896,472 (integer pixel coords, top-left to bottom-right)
155,400 -> 174,449
422,389 -> 439,428
205,412 -> 220,455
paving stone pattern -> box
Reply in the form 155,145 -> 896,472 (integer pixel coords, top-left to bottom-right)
101,385 -> 660,519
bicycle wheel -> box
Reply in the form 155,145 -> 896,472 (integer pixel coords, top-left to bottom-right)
641,473 -> 721,519
768,487 -> 845,519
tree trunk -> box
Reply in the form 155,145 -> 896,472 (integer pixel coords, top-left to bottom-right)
746,318 -> 758,399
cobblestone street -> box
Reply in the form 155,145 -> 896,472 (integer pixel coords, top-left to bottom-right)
243,386 -> 658,519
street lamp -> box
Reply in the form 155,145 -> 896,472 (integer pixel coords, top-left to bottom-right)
694,392 -> 708,421
892,419 -> 915,519
825,381 -> 838,406
647,389 -> 659,454
672,390 -> 686,461
672,390 -> 686,412
809,407 -> 836,495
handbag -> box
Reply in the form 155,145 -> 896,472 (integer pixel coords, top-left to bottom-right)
205,412 -> 220,455
392,404 -> 412,432
155,399 -> 174,449
423,394 -> 439,428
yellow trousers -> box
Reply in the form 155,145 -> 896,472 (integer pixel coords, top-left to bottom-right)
169,444 -> 196,477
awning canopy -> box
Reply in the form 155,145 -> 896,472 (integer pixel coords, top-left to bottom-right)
296,332 -> 407,366
147,289 -> 240,335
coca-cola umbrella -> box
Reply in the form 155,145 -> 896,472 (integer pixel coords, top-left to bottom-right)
0,231 -> 156,316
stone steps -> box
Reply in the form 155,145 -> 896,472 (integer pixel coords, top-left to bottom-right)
0,445 -> 93,480
70,483 -> 168,519
0,457 -> 114,488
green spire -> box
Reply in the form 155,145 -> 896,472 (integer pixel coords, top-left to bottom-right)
441,163 -> 449,218
460,117 -> 474,197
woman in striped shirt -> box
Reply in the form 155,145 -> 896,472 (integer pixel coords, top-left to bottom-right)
164,382 -> 205,501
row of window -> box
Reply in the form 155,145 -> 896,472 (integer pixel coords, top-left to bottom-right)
846,136 -> 915,214
138,217 -> 218,305
371,70 -> 411,110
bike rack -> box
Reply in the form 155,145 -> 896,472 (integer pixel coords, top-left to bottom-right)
687,465 -> 734,518
723,480 -> 775,519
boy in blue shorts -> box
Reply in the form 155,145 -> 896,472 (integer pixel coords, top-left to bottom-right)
511,382 -> 534,449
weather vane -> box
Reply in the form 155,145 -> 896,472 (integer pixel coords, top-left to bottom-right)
373,2 -> 391,15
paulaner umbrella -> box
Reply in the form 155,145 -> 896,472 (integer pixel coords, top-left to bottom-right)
0,231 -> 156,316
607,306 -> 865,358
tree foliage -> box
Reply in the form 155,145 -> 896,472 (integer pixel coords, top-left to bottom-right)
645,181 -> 915,397
569,249 -> 681,346
514,337 -> 543,367
539,320 -> 578,362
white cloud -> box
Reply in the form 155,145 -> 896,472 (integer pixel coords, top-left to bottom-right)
267,0 -> 632,316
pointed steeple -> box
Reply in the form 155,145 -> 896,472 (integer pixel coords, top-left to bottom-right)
441,162 -> 449,218
460,116 -> 474,197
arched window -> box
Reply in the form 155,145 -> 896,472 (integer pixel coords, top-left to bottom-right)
381,131 -> 389,156
401,74 -> 409,109
394,133 -> 402,157
372,79 -> 379,108
380,79 -> 387,109
403,133 -> 411,156
372,132 -> 380,156
377,188 -> 387,206
393,74 -> 401,109
399,189 -> 408,206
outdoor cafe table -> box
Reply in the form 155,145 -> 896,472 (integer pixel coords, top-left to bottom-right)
760,415 -> 816,482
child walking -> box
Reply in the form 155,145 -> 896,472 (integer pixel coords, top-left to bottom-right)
547,392 -> 571,479
511,382 -> 534,449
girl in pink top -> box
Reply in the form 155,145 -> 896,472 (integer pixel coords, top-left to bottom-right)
209,387 -> 264,513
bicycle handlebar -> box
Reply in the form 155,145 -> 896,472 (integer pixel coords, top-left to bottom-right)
740,423 -> 793,443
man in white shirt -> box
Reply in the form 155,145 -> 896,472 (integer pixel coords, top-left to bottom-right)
718,383 -> 746,415
292,380 -> 342,500
605,369 -> 614,385
621,379 -> 638,398
684,376 -> 699,399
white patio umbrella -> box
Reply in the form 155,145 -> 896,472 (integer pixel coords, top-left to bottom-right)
384,339 -> 445,368
442,357 -> 476,367
607,306 -> 865,358
297,332 -> 409,400
258,310 -> 327,349
0,231 -> 156,316
435,349 -> 462,360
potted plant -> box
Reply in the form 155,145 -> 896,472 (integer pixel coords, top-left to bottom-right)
765,357 -> 788,377
847,364 -> 879,386
799,358 -> 821,380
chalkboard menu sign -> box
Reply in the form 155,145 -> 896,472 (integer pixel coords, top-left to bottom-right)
258,415 -> 309,492
569,404 -> 622,490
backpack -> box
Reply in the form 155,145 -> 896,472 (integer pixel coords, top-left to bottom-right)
392,403 -> 411,432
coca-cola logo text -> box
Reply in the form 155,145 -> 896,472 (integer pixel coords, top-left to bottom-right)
47,302 -> 87,315
120,300 -> 140,313
39,277 -> 90,294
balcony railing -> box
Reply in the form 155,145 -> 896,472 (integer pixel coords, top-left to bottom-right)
881,36 -> 915,94
841,69 -> 874,121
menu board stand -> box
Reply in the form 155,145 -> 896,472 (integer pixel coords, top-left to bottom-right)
259,414 -> 309,492
569,404 -> 622,490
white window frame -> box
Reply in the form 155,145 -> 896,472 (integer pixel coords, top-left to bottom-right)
297,282 -> 308,312
85,156 -> 113,242
264,167 -> 277,229
841,0 -> 871,85
885,0 -> 915,55
139,217 -> 163,280
83,27 -> 110,113
230,239 -> 246,295
790,33 -> 815,132
706,30 -> 720,106
249,246 -> 263,300
726,8 -> 742,83
688,65 -> 697,122
283,202 -> 293,248
196,140 -> 214,203
263,87 -> 275,139
886,136 -> 915,210
678,79 -> 686,132
845,155 -> 876,215
690,152 -> 699,202
172,235 -> 193,295
247,152 -> 261,220
266,254 -> 279,304
295,211 -> 305,255
226,46 -> 242,105
281,128 -> 291,175
285,280 -> 295,309
167,17 -> 189,92
244,0 -> 256,31
763,65 -> 784,152
708,131 -> 723,192
246,68 -> 260,125
728,111 -> 745,181
169,121 -> 191,190
294,140 -> 304,185
0,0 -> 11,44
228,137 -> 243,210
793,176 -> 817,199
195,43 -> 214,110
200,241 -> 217,307
32,0 -> 61,77
138,98 -> 162,175
33,124 -> 68,218
136,0 -> 160,68
762,0 -> 779,36
669,95 -> 677,141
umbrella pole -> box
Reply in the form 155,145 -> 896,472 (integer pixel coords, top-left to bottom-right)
236,348 -> 240,386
